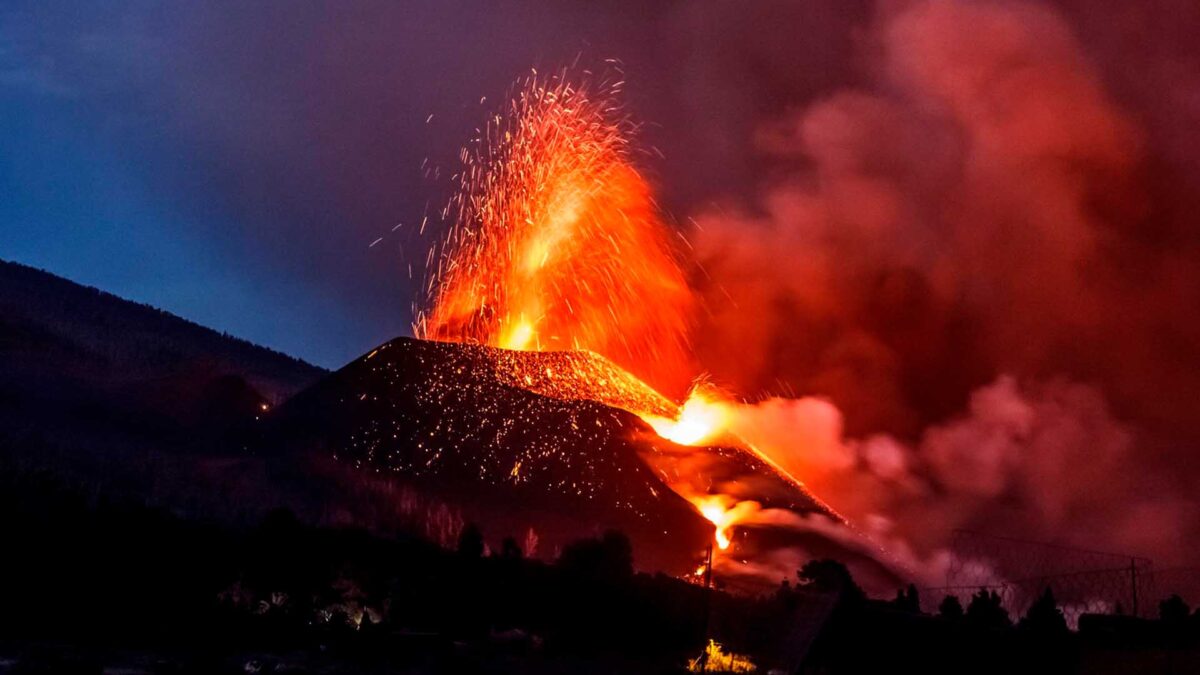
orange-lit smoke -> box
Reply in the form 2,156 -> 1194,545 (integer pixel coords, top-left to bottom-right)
682,0 -> 1200,574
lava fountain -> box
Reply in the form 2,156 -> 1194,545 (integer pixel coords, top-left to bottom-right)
416,73 -> 693,396
415,73 -> 831,563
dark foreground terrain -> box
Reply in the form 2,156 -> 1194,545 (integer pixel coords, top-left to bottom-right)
3,261 -> 1200,674
3,465 -> 1200,675
0,463 -> 717,674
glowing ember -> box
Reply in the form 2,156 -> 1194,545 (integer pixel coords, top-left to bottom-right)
687,640 -> 757,673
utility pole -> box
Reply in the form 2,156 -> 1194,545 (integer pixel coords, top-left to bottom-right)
1129,558 -> 1139,618
704,542 -> 714,589
699,543 -> 714,672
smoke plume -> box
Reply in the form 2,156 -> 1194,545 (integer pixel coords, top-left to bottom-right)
691,0 -> 1200,566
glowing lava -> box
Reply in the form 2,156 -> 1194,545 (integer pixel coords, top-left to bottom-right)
643,385 -> 731,446
417,72 -> 693,395
687,640 -> 757,674
417,72 -> 780,558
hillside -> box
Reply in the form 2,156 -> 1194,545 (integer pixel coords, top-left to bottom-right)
0,259 -> 323,397
261,338 -> 714,573
0,259 -> 325,505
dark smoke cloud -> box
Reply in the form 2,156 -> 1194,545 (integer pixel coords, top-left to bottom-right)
691,0 -> 1200,565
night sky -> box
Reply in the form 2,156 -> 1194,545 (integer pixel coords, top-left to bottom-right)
2,0 -> 859,367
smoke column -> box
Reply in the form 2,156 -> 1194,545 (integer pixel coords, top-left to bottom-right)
689,0 -> 1200,571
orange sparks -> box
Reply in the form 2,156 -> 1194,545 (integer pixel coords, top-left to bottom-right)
416,72 -> 693,395
418,72 -> 763,556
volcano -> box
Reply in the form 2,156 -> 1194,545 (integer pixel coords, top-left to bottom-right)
263,337 -> 837,576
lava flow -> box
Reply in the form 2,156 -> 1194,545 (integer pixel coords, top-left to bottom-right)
415,73 -> 824,560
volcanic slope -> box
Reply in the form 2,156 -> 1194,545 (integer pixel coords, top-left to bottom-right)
266,338 -> 838,575
265,338 -> 708,571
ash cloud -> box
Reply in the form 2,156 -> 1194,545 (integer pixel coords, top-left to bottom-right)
691,0 -> 1200,565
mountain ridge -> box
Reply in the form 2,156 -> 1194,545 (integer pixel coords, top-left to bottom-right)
0,258 -> 324,396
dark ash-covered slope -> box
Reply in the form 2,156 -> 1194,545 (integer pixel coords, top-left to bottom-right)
265,337 -> 855,579
264,337 -> 715,573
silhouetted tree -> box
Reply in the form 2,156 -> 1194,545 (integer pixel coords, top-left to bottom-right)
500,536 -> 523,560
457,522 -> 484,559
326,608 -> 355,637
798,559 -> 865,606
558,530 -> 633,582
259,506 -> 301,536
360,608 -> 385,643
1019,588 -> 1068,635
600,530 -> 633,577
966,589 -> 1012,630
1160,594 -> 1190,623
891,584 -> 920,613
939,594 -> 964,620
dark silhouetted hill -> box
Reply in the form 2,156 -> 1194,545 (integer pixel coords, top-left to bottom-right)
0,259 -> 324,510
0,258 -> 322,396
